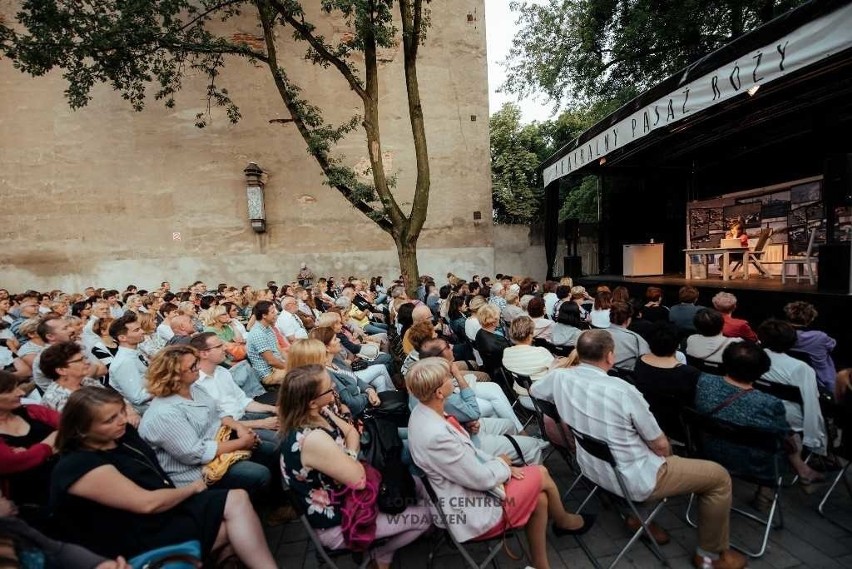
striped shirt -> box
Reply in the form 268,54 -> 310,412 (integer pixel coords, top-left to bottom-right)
246,322 -> 281,378
138,385 -> 225,487
531,363 -> 664,501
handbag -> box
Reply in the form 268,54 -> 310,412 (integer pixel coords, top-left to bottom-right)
224,343 -> 246,362
356,343 -> 380,362
333,462 -> 381,551
128,540 -> 202,569
201,426 -> 252,485
372,391 -> 411,428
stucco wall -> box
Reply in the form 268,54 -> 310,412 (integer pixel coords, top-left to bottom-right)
0,2 -> 494,291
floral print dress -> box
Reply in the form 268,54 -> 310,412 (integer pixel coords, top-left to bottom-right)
281,410 -> 347,529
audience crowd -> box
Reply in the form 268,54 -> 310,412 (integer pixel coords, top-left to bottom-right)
0,273 -> 849,569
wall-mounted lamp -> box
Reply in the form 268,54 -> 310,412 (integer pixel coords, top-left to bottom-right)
243,162 -> 266,233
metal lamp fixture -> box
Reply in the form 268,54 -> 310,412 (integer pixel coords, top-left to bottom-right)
243,162 -> 266,233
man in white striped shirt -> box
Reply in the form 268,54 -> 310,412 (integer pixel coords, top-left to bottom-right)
531,330 -> 745,569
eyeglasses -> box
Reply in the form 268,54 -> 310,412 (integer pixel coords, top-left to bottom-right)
65,356 -> 86,365
207,343 -> 225,350
314,387 -> 336,399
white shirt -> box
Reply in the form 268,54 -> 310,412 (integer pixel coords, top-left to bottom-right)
464,317 -> 482,342
194,366 -> 252,420
543,293 -> 558,319
590,309 -> 611,329
531,364 -> 665,501
763,350 -> 827,455
532,317 -> 554,341
156,322 -> 175,343
685,334 -> 741,363
502,344 -> 555,396
109,346 -> 151,412
275,310 -> 308,341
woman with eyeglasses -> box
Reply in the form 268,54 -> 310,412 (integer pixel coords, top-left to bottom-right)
138,346 -> 272,498
49,386 -> 277,568
278,365 -> 430,569
39,341 -> 111,413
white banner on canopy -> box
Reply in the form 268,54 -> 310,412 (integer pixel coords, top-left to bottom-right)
542,2 -> 852,187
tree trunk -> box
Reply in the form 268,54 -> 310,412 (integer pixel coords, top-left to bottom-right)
395,237 -> 420,298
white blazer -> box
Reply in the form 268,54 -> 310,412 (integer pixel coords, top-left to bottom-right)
408,404 -> 511,542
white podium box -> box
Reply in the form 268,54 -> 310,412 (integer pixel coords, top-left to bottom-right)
623,243 -> 664,276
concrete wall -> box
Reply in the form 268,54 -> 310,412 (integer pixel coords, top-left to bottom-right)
0,1 -> 495,291
492,224 -> 600,281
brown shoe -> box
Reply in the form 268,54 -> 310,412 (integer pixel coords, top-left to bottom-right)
692,549 -> 748,569
265,505 -> 297,526
624,515 -> 670,545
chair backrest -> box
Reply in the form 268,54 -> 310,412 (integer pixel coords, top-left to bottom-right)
681,407 -> 785,486
787,350 -> 813,367
572,429 -> 617,467
551,344 -> 575,358
753,378 -> 804,406
607,367 -> 636,384
804,227 -> 817,258
685,354 -> 725,376
754,227 -> 773,252
505,368 -> 532,392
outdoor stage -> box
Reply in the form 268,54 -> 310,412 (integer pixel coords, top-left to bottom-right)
577,273 -> 851,368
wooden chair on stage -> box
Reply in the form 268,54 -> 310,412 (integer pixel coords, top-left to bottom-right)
730,227 -> 773,278
782,228 -> 818,284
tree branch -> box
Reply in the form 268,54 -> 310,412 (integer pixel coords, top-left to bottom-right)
256,1 -> 393,233
177,0 -> 249,33
267,0 -> 368,102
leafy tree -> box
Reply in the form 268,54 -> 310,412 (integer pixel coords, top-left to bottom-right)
503,0 -> 805,105
0,0 -> 435,292
490,101 -> 607,224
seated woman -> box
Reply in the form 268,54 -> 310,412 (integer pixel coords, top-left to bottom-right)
50,387 -> 277,567
89,316 -> 117,368
12,318 -> 46,380
589,290 -> 612,329
0,371 -> 58,516
279,365 -> 430,569
202,305 -> 245,369
500,290 -> 525,326
502,316 -> 556,409
138,346 -> 273,498
633,324 -> 700,438
474,304 -> 511,376
641,287 -> 670,323
315,310 -> 394,374
527,297 -> 554,341
137,313 -> 167,362
310,318 -> 394,393
685,308 -> 742,365
784,301 -> 838,392
38,341 -> 127,419
407,358 -> 593,569
757,319 -> 827,457
551,302 -> 584,348
694,342 -> 823,485
308,330 -> 383,420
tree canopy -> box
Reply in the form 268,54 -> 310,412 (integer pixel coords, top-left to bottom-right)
1,0 -> 435,291
503,0 -> 806,106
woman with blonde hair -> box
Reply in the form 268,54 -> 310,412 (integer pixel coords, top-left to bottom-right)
51,386 -> 276,568
137,312 -> 166,361
138,346 -> 273,497
407,358 -> 593,569
278,365 -> 429,569
474,304 -> 510,376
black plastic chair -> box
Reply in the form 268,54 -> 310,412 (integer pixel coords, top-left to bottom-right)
818,399 -> 852,533
753,378 -> 810,485
681,408 -> 786,558
419,474 -> 527,569
607,367 -> 636,385
501,368 -> 538,430
685,355 -> 725,376
570,429 -> 670,569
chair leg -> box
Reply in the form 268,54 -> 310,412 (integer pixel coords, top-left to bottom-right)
684,493 -> 698,528
729,483 -> 782,558
609,500 -> 669,568
818,462 -> 852,534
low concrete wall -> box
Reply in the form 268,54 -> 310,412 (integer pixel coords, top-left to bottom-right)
1,246 -> 499,292
492,225 -> 548,280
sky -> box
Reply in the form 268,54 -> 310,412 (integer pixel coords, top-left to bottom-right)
484,0 -> 555,124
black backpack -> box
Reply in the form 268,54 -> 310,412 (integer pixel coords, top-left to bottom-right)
360,415 -> 416,514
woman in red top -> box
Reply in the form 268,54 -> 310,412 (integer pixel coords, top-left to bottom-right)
0,370 -> 59,511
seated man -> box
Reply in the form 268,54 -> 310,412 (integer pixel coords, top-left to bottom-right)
531,330 -> 745,569
191,333 -> 278,443
275,295 -> 308,343
246,301 -> 287,387
107,312 -> 152,414
165,314 -> 194,346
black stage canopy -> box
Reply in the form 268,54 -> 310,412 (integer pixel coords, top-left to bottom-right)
540,0 -> 852,277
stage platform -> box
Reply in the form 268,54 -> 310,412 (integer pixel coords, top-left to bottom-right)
577,273 -> 851,369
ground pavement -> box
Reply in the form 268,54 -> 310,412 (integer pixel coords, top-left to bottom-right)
265,449 -> 852,569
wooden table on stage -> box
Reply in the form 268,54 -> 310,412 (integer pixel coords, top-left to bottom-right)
684,247 -> 750,281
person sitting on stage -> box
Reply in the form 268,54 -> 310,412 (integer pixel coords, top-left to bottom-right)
717,220 -> 749,272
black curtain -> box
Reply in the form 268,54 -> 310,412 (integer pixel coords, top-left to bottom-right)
544,180 -> 560,280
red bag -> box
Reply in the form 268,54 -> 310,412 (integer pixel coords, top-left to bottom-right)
333,462 -> 381,551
